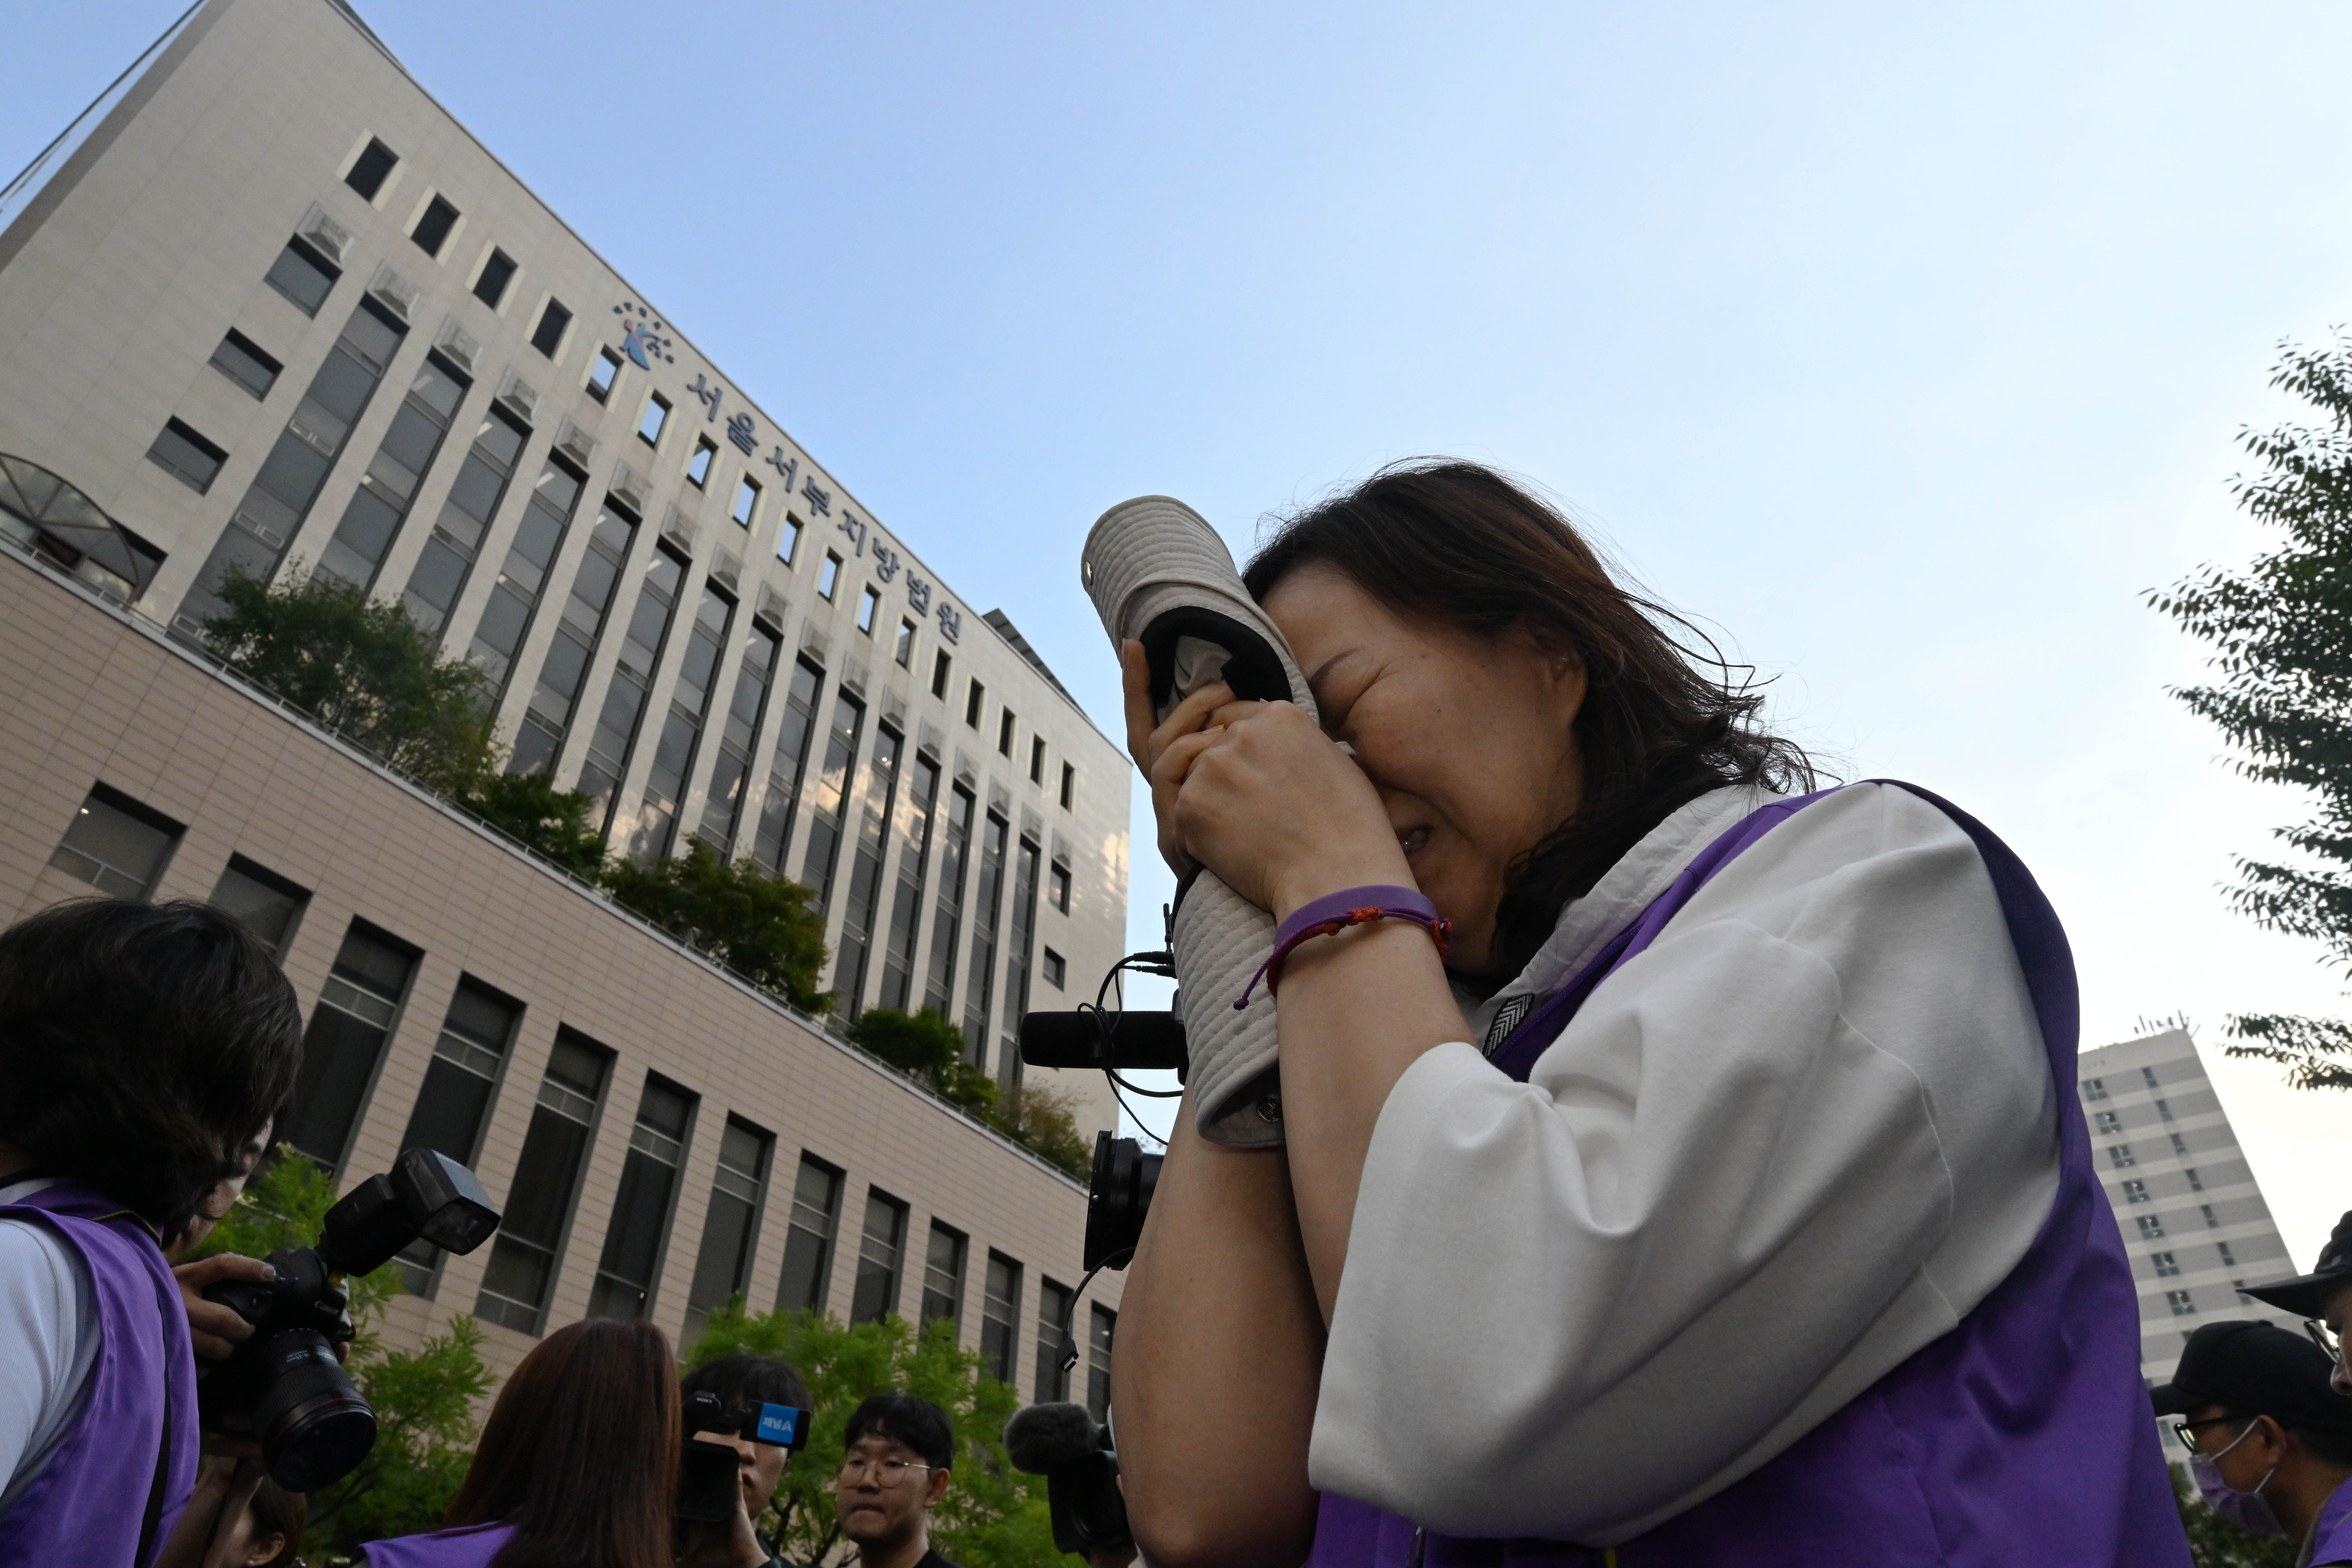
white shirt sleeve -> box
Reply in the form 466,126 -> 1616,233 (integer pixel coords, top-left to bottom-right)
0,1210 -> 99,1519
1307,783 -> 2061,1543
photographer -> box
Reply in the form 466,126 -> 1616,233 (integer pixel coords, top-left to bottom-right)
680,1355 -> 811,1568
0,899 -> 302,1567
833,1395 -> 960,1568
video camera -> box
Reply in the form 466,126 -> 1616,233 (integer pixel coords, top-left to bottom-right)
678,1390 -> 813,1523
1005,1402 -> 1130,1558
199,1147 -> 500,1490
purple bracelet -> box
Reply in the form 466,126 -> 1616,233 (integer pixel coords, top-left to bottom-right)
1233,884 -> 1452,1008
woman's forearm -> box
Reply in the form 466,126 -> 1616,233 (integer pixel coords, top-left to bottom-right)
1111,1092 -> 1325,1568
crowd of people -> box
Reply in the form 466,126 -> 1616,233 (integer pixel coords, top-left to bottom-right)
2,461 -> 2351,1568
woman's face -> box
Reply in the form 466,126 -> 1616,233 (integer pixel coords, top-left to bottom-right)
1261,562 -> 1586,975
169,1119 -> 273,1261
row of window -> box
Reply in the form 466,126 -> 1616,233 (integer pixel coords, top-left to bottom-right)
2143,1240 -> 2241,1279
345,135 -> 570,349
2077,1063 -> 2166,1102
42,780 -> 1112,1412
2103,1131 -> 2195,1169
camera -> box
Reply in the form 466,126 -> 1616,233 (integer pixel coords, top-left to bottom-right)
1004,1402 -> 1130,1557
200,1147 -> 500,1490
677,1390 -> 811,1523
1084,1132 -> 1161,1272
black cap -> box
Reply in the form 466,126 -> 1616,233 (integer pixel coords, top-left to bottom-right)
2241,1211 -> 2352,1320
2150,1321 -> 2352,1433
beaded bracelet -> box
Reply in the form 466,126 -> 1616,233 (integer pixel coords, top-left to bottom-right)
1233,884 -> 1453,1008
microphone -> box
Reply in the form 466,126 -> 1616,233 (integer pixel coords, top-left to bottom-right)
1003,1402 -> 1105,1474
1003,1402 -> 1131,1555
1019,1009 -> 1189,1072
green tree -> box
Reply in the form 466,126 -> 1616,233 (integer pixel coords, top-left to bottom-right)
600,840 -> 832,1011
459,769 -> 609,878
683,1304 -> 1057,1568
196,1149 -> 495,1560
996,1083 -> 1092,1181
2168,1462 -> 2298,1568
2151,335 -> 2352,1090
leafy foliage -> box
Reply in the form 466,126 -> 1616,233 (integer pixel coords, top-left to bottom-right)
600,841 -> 833,1012
195,1149 -> 495,1560
457,770 -> 608,878
996,1083 -> 1093,1181
2151,335 -> 2352,1089
684,1304 -> 1057,1568
842,1009 -> 1092,1178
2168,1461 -> 2298,1567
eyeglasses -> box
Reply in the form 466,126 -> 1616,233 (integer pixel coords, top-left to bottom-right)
2171,1413 -> 2246,1452
2307,1319 -> 2344,1362
837,1455 -> 935,1486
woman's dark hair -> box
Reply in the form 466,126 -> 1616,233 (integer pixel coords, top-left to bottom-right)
246,1475 -> 307,1567
0,898 -> 302,1233
446,1319 -> 680,1568
843,1392 -> 954,1473
1245,460 -> 1816,979
681,1353 -> 812,1422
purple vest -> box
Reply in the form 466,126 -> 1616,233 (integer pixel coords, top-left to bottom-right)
1310,783 -> 2192,1567
356,1521 -> 517,1567
0,1181 -> 199,1568
2310,1473 -> 2352,1567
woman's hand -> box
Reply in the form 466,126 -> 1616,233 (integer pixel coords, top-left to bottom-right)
174,1253 -> 272,1362
1121,640 -> 1409,917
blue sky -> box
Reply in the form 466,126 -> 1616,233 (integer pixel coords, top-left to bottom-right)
12,1 -> 2350,1262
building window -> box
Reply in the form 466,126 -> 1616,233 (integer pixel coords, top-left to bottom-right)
410,195 -> 460,258
345,136 -> 399,200
568,533 -> 687,813
2137,1215 -> 2165,1241
697,621 -> 783,860
2152,1251 -> 2180,1278
963,811 -> 1008,1059
2080,1077 -> 2107,1101
777,1154 -> 844,1313
1043,948 -> 1065,989
1060,762 -> 1074,810
397,399 -> 527,635
468,455 -> 587,690
2156,1098 -> 2174,1122
320,353 -> 472,597
477,1032 -> 611,1334
146,417 -> 228,494
1028,737 -> 1046,785
682,1120 -> 772,1345
797,691 -> 866,910
2186,1168 -> 2204,1192
981,1253 -> 1022,1385
263,236 -> 339,315
998,710 -> 1017,758
2217,1240 -> 2237,1269
1047,860 -> 1071,915
587,347 -> 622,402
208,329 -> 282,399
834,726 -> 904,1018
857,584 -> 880,634
1035,1279 -> 1073,1403
895,618 -> 916,668
923,782 -> 974,1019
208,854 -> 308,958
851,1189 -> 908,1325
2121,1178 -> 2149,1205
1087,1304 -> 1116,1422
933,650 -> 952,698
394,978 -> 520,1293
2167,1289 -> 2197,1318
965,680 -> 985,728
2107,1145 -> 2135,1169
589,1076 -> 697,1321
878,754 -> 941,1012
473,248 -> 518,309
2142,1066 -> 2161,1089
2093,1111 -> 2122,1135
284,922 -> 419,1172
818,551 -> 841,600
530,298 -> 572,358
504,490 -> 622,774
2170,1133 -> 2190,1158
2201,1203 -> 2220,1228
731,476 -> 759,527
777,511 -> 801,566
687,436 -> 716,487
639,393 -> 670,446
49,785 -> 181,899
749,658 -> 824,875
923,1221 -> 967,1329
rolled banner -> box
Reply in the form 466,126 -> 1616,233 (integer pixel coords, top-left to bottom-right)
1081,495 -> 1319,1148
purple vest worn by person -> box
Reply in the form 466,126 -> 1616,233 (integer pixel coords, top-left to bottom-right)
356,1521 -> 517,1567
0,1181 -> 199,1568
1310,783 -> 2192,1568
2308,1473 -> 2352,1567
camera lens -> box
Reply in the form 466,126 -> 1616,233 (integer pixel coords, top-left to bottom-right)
1083,1134 -> 1162,1271
250,1329 -> 378,1491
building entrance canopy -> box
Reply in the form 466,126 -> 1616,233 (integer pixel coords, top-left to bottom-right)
0,453 -> 161,603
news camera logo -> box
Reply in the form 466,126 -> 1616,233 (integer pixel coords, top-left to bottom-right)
613,300 -> 675,368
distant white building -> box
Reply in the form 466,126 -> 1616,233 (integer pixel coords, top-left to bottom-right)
2077,1028 -> 2303,1451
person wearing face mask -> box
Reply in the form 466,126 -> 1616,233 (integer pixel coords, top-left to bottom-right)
2154,1320 -> 2352,1563
2244,1211 -> 2352,1402
1110,461 -> 2189,1566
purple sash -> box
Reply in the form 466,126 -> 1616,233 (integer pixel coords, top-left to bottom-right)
0,1181 -> 199,1568
356,1521 -> 517,1567
1311,783 -> 2191,1567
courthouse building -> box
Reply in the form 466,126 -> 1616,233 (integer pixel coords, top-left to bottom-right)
0,0 -> 1128,1398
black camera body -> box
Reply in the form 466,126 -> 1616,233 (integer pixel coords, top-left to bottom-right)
201,1148 -> 500,1490
1084,1131 -> 1162,1272
1004,1402 -> 1130,1556
677,1390 -> 812,1523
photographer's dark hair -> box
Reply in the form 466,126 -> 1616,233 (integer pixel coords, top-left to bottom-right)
0,897 -> 302,1232
681,1353 -> 811,1422
1245,460 -> 1816,979
843,1392 -> 954,1473
446,1319 -> 680,1568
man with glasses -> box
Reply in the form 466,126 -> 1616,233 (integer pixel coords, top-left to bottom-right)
833,1393 -> 963,1568
2246,1211 -> 2352,1400
2153,1320 -> 2352,1563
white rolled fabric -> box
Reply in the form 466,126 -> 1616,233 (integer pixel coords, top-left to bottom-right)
1308,782 -> 2062,1544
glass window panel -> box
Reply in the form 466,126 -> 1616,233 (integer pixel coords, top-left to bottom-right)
850,1189 -> 907,1325
776,1156 -> 843,1313
49,787 -> 180,901
476,1033 -> 609,1333
207,855 -> 308,958
283,924 -> 418,1171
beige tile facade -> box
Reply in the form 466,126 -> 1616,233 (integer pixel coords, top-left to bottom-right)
0,0 -> 1133,1386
